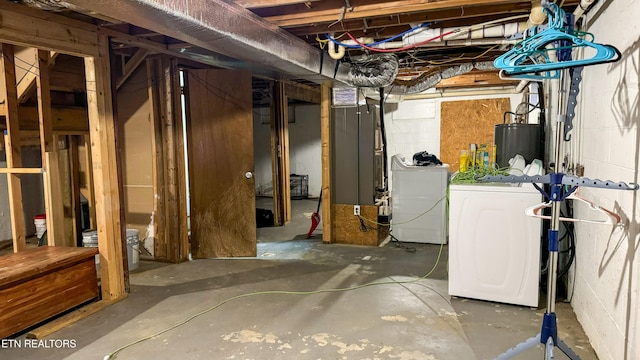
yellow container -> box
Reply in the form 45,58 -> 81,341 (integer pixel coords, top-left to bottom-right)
459,150 -> 469,172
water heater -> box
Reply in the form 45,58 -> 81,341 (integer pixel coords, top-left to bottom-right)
494,123 -> 543,168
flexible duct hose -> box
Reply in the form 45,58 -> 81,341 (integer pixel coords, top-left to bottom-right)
346,54 -> 399,88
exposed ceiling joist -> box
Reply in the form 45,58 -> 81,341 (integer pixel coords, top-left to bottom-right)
257,0 -> 524,28
235,0 -> 322,9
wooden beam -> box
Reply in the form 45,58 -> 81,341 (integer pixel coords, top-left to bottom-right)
146,56 -> 166,260
0,1 -> 99,57
69,136 -> 82,246
0,106 -> 89,132
235,0 -> 321,9
85,34 -> 126,301
260,0 -> 523,28
83,134 -> 97,229
284,81 -> 321,104
436,70 -> 520,89
1,43 -> 26,252
288,3 -> 530,35
320,83 -> 332,243
0,168 -> 43,174
35,49 -> 68,247
16,50 -> 59,103
270,81 -> 291,225
146,55 -> 189,262
116,48 -> 150,89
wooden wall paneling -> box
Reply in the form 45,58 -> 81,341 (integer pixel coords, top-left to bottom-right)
35,49 -> 68,246
0,43 -> 26,252
84,34 -> 126,300
440,98 -> 511,172
320,83 -> 332,243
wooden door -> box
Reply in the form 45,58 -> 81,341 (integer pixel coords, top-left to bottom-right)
185,69 -> 256,258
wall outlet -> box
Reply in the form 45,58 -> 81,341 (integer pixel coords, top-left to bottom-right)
354,205 -> 361,216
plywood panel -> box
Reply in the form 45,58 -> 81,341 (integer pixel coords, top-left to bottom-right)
186,69 -> 256,258
440,98 -> 510,172
333,204 -> 388,246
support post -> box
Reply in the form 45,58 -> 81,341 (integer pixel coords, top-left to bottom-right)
146,55 -> 189,262
0,43 -> 26,252
270,81 -> 291,225
85,34 -> 126,300
35,48 -> 67,246
320,83 -> 332,243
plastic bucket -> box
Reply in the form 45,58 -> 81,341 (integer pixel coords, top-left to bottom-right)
34,214 -> 47,239
126,229 -> 140,271
82,230 -> 100,274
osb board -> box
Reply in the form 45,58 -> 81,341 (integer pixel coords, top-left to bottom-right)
440,98 -> 511,172
333,204 -> 389,246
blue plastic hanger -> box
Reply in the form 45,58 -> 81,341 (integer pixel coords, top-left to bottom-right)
494,3 -> 621,75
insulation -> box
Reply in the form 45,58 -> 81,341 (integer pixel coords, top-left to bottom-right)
346,54 -> 399,88
19,0 -> 68,11
388,61 -> 497,95
473,61 -> 498,71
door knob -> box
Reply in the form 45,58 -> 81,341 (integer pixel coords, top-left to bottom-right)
245,172 -> 253,179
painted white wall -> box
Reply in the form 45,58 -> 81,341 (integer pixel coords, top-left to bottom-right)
566,2 -> 640,359
385,91 -> 523,190
253,104 -> 322,198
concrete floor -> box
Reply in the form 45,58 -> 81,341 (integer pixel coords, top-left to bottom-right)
2,198 -> 597,360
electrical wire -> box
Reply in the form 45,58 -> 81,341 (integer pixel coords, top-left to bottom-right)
104,241 -> 446,359
357,195 -> 447,227
324,22 -> 431,49
407,45 -> 500,65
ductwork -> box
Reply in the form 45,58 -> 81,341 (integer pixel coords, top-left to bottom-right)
47,0 -> 350,84
387,61 -> 496,95
346,54 -> 399,88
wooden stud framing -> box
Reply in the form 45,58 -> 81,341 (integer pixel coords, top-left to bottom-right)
116,48 -> 150,90
69,136 -> 82,246
270,81 -> 291,225
320,83 -> 332,243
85,33 -> 126,300
0,1 -> 99,57
1,43 -> 26,252
82,134 -> 97,229
17,51 -> 58,103
0,106 -> 89,132
35,49 -> 68,247
146,55 -> 189,262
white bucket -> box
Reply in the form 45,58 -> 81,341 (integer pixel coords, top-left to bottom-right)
34,214 -> 46,238
126,228 -> 140,271
82,230 -> 100,274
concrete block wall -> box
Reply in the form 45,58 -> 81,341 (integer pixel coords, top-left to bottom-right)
568,1 -> 640,359
385,92 -> 522,190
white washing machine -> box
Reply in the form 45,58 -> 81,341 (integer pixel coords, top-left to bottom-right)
448,183 -> 542,307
